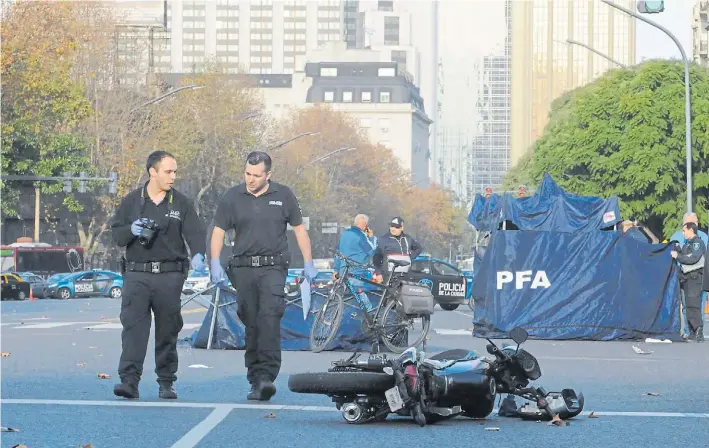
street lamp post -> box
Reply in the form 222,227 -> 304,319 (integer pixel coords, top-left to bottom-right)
128,84 -> 205,116
600,0 -> 693,213
265,131 -> 320,152
564,39 -> 629,69
296,147 -> 356,178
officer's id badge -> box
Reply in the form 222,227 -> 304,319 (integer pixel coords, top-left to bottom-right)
168,210 -> 181,221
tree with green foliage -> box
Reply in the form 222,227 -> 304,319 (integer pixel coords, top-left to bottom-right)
1,1 -> 93,219
505,60 -> 709,238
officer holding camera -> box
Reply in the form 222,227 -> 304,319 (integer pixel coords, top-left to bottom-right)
110,150 -> 206,399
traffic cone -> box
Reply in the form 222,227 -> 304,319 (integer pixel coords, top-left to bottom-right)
705,299 -> 709,315
29,288 -> 35,301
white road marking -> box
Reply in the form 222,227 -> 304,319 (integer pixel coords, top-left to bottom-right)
454,310 -> 473,318
182,324 -> 201,330
434,329 -> 472,335
170,405 -> 232,448
0,398 -> 336,412
2,399 -> 708,419
14,322 -> 86,329
84,323 -> 124,330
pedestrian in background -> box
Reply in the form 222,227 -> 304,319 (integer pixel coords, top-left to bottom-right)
209,151 -> 316,401
672,222 -> 705,342
110,150 -> 207,399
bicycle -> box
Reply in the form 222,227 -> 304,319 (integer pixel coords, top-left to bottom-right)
309,251 -> 432,354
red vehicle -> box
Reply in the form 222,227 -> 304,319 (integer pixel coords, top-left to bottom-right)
0,241 -> 84,278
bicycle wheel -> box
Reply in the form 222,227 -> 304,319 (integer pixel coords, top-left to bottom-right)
309,282 -> 345,353
378,299 -> 431,354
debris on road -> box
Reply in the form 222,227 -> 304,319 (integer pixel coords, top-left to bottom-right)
642,392 -> 660,397
76,362 -> 85,367
264,412 -> 276,419
484,427 -> 500,431
2,426 -> 20,432
97,373 -> 111,379
1,352 -> 11,357
188,364 -> 212,369
88,346 -> 97,349
632,345 -> 653,355
645,338 -> 671,344
11,444 -> 28,448
588,411 -> 598,418
548,414 -> 568,426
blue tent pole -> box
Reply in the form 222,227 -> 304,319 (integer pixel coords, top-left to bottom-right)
207,287 -> 221,350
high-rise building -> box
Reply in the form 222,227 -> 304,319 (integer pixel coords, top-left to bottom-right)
118,0 -> 346,75
692,0 -> 709,69
510,0 -> 637,168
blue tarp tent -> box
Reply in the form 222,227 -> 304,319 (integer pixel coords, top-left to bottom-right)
469,174 -> 681,341
191,284 -> 377,351
468,173 -> 623,232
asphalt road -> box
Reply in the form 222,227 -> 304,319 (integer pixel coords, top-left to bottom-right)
1,297 -> 708,448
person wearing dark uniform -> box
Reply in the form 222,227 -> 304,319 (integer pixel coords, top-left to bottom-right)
673,221 -> 705,342
372,216 -> 423,279
209,151 -> 316,401
111,151 -> 207,399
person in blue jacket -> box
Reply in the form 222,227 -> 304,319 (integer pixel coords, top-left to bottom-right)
333,214 -> 378,310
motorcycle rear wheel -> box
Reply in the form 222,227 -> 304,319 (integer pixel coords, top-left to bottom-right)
288,372 -> 395,394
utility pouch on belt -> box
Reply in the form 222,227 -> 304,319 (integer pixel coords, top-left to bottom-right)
119,256 -> 126,274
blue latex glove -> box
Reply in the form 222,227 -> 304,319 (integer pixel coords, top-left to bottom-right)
191,253 -> 206,272
210,259 -> 227,285
303,260 -> 318,283
130,218 -> 147,236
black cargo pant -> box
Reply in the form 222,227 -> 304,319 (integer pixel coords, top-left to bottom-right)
680,269 -> 704,337
226,265 -> 287,384
118,271 -> 185,385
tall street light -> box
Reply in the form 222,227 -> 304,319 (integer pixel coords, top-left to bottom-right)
563,39 -> 629,69
600,0 -> 693,213
296,147 -> 356,178
265,132 -> 320,151
128,84 -> 205,116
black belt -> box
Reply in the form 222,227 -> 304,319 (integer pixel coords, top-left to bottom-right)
126,260 -> 187,274
230,254 -> 286,268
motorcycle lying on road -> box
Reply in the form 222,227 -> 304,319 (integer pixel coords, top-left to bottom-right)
288,327 -> 584,426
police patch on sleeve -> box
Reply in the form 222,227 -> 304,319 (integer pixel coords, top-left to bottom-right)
694,242 -> 700,251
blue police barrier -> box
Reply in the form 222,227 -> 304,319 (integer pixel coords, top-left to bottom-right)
470,230 -> 682,341
190,284 -> 376,351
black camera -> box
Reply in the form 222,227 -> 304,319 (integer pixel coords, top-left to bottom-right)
137,218 -> 159,246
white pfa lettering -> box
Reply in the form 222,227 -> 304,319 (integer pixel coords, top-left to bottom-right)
496,270 -> 550,290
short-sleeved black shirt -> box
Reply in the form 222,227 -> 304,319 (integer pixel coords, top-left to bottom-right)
213,181 -> 303,257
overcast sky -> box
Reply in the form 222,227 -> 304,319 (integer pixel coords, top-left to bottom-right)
635,0 -> 696,62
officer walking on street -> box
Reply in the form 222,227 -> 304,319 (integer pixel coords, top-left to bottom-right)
209,151 -> 317,401
111,150 -> 207,399
672,221 -> 705,342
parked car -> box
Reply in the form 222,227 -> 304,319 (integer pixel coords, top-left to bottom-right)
183,270 -> 211,295
16,272 -> 48,298
45,270 -> 123,299
406,256 -> 471,311
1,273 -> 31,301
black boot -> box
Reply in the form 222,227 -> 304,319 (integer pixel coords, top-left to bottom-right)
114,382 -> 139,399
158,381 -> 177,399
247,379 -> 277,401
696,327 -> 705,342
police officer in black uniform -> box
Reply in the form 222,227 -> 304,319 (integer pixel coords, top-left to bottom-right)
111,150 -> 207,399
209,151 -> 317,401
672,221 -> 705,342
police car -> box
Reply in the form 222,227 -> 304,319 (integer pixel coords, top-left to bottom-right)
405,256 -> 471,311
